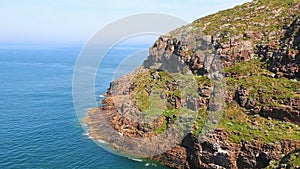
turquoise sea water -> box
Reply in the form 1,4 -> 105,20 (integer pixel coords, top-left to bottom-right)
0,44 -> 169,169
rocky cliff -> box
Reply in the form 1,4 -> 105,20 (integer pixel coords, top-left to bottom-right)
83,0 -> 300,168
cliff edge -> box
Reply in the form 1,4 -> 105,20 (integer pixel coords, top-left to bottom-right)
83,0 -> 300,168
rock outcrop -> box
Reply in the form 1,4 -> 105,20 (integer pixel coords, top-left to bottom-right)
83,0 -> 300,168
258,15 -> 300,79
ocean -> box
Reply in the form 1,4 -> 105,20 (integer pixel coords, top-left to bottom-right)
0,44 -> 169,169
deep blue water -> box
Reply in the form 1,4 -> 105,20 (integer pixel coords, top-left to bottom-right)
0,44 -> 169,169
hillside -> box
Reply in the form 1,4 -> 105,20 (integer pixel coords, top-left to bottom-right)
83,0 -> 300,168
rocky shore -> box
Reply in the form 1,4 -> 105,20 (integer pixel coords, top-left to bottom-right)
83,0 -> 300,168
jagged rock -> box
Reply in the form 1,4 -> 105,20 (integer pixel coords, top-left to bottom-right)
84,1 -> 300,169
199,86 -> 213,97
259,106 -> 300,126
258,16 -> 300,79
235,87 -> 250,107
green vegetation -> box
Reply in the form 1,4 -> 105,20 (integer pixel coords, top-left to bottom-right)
219,59 -> 300,143
192,0 -> 300,43
191,107 -> 209,136
225,59 -> 300,106
267,148 -> 300,169
132,69 -> 181,134
132,69 -> 179,112
224,59 -> 264,77
191,101 -> 300,144
133,69 -> 207,113
133,59 -> 300,144
145,94 -> 167,117
195,75 -> 212,88
132,68 -> 210,134
191,59 -> 300,143
153,109 -> 180,134
287,150 -> 300,168
133,70 -> 151,111
218,102 -> 300,143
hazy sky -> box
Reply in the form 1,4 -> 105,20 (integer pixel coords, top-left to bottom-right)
0,0 -> 250,44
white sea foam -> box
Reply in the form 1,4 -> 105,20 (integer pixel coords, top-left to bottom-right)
98,94 -> 105,98
129,158 -> 143,162
145,163 -> 157,167
83,132 -> 93,139
97,139 -> 108,144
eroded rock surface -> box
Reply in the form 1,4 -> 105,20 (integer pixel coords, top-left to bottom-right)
83,0 -> 300,168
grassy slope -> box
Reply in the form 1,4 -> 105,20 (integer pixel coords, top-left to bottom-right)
130,0 -> 300,166
193,0 -> 300,43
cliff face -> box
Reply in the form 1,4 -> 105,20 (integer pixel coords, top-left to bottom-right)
261,15 -> 300,79
83,0 -> 300,168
